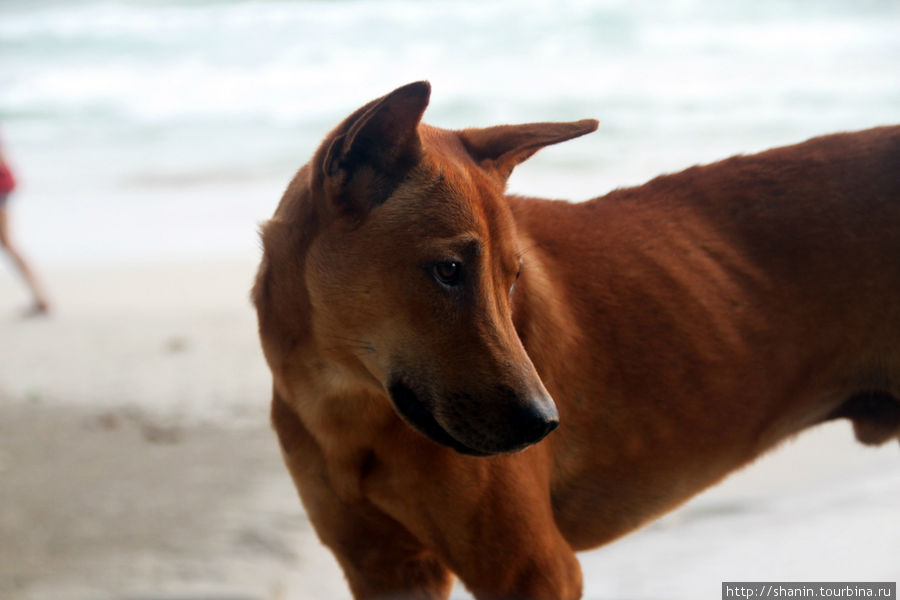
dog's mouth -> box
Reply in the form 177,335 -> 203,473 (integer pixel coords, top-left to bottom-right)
388,378 -> 492,457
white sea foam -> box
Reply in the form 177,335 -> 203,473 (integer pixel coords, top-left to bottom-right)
0,0 -> 898,263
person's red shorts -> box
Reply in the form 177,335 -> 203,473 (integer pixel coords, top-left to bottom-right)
0,163 -> 16,196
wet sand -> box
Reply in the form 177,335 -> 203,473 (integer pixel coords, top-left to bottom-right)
0,400 -> 303,600
0,260 -> 346,600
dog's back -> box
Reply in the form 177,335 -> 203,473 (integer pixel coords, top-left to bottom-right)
506,126 -> 900,547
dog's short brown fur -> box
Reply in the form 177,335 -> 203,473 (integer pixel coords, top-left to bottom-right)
253,81 -> 900,599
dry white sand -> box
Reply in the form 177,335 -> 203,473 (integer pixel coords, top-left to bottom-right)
1,259 -> 897,600
0,259 -> 344,600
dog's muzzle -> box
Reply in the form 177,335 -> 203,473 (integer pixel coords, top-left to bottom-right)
388,376 -> 559,456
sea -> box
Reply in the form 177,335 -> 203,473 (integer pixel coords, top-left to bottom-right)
1,0 -> 898,264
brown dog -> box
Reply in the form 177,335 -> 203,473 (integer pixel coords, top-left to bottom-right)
253,81 -> 900,599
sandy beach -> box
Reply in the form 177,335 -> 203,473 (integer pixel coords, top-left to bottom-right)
1,259 -> 897,600
0,259 -> 343,600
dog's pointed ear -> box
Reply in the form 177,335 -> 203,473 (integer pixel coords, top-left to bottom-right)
315,81 -> 431,216
459,119 -> 598,180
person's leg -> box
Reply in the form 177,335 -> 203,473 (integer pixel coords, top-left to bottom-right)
0,205 -> 50,314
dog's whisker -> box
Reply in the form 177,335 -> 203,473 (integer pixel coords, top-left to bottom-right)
321,345 -> 377,356
516,242 -> 542,260
326,335 -> 374,346
316,289 -> 374,301
321,336 -> 377,357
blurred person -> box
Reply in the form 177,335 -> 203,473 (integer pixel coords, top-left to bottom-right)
0,136 -> 50,316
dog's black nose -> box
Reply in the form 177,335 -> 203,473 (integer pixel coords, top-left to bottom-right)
537,413 -> 560,438
529,410 -> 560,443
513,395 -> 559,445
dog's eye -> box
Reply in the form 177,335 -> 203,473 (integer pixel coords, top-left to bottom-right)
432,261 -> 462,287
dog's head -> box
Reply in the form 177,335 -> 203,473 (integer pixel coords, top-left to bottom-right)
255,81 -> 596,456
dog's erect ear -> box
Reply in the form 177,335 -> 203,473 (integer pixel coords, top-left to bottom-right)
459,119 -> 598,180
315,81 -> 431,216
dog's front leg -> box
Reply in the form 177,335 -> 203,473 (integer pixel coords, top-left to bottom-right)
459,536 -> 583,600
445,488 -> 583,599
311,498 -> 454,600
371,449 -> 584,600
272,394 -> 454,599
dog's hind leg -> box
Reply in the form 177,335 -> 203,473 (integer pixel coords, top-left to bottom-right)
827,391 -> 900,446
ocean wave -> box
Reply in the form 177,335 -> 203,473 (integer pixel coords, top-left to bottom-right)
0,0 -> 897,263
